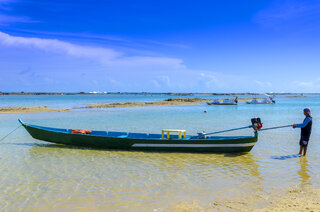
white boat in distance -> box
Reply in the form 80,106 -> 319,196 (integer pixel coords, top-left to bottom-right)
207,97 -> 238,105
246,94 -> 275,104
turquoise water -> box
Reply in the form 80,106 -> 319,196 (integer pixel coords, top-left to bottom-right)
0,93 -> 295,108
0,94 -> 223,108
0,95 -> 320,211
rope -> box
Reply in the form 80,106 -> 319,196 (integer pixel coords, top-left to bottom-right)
259,124 -> 293,131
0,125 -> 22,142
205,125 -> 252,135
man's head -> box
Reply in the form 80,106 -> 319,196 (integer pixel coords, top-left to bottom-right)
303,108 -> 311,117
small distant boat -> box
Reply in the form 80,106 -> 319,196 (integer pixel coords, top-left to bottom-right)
19,119 -> 258,153
246,95 -> 275,104
207,97 -> 238,105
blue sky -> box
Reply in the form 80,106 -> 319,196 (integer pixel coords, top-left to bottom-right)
1,0 -> 320,92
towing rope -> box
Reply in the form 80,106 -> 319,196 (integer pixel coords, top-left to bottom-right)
0,125 -> 22,143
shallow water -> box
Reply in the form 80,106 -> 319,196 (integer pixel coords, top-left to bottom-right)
0,95 -> 319,211
0,94 -> 233,108
0,93 -> 290,108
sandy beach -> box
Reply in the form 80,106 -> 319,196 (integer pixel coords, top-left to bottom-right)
256,186 -> 320,212
171,185 -> 320,211
0,106 -> 71,114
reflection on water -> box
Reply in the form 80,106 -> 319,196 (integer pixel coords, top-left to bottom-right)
298,157 -> 311,187
0,141 -> 263,211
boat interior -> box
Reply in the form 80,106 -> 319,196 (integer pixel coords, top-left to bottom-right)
29,124 -> 184,139
28,124 -> 256,140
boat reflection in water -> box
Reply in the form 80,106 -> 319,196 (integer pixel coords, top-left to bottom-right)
22,142 -> 263,211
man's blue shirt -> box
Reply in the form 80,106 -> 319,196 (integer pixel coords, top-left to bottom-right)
296,117 -> 311,128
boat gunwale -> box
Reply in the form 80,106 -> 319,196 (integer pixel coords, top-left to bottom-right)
20,120 -> 258,142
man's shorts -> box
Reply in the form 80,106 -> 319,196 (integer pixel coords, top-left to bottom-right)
299,139 -> 309,147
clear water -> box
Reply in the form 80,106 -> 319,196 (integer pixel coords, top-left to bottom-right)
0,94 -> 319,211
0,94 -> 283,108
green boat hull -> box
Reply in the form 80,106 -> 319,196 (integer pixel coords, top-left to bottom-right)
19,120 -> 258,153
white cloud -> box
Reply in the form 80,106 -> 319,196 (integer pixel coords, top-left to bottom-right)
8,29 -> 130,42
198,72 -> 224,88
0,32 -> 297,92
0,31 -> 185,68
254,1 -> 320,29
142,39 -> 190,49
0,14 -> 34,24
293,78 -> 320,88
0,31 -> 120,60
254,80 -> 272,87
110,56 -> 184,68
152,76 -> 171,88
0,0 -> 36,24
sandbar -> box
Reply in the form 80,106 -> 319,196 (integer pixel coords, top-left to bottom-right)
0,106 -> 71,114
85,98 -> 262,109
0,98 -> 264,114
85,101 -> 204,108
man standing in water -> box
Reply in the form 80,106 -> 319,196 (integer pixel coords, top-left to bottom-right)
293,108 -> 312,156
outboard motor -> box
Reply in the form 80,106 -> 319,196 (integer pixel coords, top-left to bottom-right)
197,131 -> 207,139
251,117 -> 263,132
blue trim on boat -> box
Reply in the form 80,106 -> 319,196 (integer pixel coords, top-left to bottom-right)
21,122 -> 256,141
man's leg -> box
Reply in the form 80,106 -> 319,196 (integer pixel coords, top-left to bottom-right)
299,145 -> 303,155
303,147 -> 307,156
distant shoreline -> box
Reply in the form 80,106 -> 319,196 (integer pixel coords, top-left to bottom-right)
0,92 -> 313,96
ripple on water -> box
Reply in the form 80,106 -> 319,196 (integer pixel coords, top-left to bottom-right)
1,97 -> 320,211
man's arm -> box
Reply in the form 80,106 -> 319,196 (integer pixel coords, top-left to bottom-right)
294,117 -> 311,128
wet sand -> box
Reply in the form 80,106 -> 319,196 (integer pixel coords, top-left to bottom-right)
170,185 -> 320,211
255,186 -> 320,212
0,106 -> 71,114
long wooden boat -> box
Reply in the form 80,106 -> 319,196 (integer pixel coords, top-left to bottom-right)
19,119 -> 258,153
